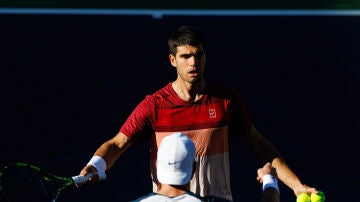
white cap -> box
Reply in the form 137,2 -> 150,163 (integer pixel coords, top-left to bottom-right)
157,132 -> 196,185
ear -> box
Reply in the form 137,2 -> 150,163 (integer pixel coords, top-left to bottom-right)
169,54 -> 177,67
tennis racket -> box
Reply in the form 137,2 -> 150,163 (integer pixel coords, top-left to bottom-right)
0,162 -> 106,202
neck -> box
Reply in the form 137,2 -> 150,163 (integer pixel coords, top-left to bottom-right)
172,80 -> 206,102
156,184 -> 189,197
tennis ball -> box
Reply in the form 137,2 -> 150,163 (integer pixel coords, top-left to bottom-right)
311,191 -> 325,202
296,193 -> 311,202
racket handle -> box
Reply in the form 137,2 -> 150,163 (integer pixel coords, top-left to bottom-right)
71,171 -> 106,184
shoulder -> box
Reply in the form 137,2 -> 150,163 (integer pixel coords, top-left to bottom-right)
135,83 -> 173,107
206,80 -> 230,90
206,80 -> 237,94
132,192 -> 204,202
145,82 -> 173,100
184,192 -> 204,201
143,82 -> 184,107
205,80 -> 243,101
130,192 -> 161,202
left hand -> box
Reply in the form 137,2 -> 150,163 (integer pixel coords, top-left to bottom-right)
257,162 -> 277,183
293,184 -> 318,196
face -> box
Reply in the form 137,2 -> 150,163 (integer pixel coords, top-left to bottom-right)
169,45 -> 206,84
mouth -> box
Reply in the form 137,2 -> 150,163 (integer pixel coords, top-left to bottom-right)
188,70 -> 200,77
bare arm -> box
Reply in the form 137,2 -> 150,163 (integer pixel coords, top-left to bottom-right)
79,132 -> 132,177
242,127 -> 317,196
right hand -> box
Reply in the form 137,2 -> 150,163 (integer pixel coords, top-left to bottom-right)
76,164 -> 100,187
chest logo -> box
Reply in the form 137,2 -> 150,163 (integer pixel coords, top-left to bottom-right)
209,108 -> 216,118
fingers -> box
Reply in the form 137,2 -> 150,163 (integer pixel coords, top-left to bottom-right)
305,187 -> 318,195
80,164 -> 97,176
263,162 -> 271,168
257,162 -> 273,179
86,173 -> 101,186
76,165 -> 99,188
294,184 -> 318,196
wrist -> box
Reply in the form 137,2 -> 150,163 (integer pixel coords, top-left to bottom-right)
87,156 -> 106,172
262,174 -> 279,193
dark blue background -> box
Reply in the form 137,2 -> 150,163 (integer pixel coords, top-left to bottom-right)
1,14 -> 359,201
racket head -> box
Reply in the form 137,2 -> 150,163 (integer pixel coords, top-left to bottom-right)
0,163 -> 74,202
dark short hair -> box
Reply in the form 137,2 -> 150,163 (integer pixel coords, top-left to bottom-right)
168,26 -> 205,55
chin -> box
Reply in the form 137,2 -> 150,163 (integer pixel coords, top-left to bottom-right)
189,78 -> 202,84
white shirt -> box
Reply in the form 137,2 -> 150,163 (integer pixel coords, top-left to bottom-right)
132,192 -> 204,202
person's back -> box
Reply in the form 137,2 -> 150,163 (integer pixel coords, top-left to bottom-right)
132,192 -> 203,202
131,132 -> 203,202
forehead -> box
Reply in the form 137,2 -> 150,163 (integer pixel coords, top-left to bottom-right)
176,44 -> 204,54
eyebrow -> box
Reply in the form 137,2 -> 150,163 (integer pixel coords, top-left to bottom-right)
179,51 -> 204,58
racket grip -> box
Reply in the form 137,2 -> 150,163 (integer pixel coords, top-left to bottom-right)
72,171 -> 106,184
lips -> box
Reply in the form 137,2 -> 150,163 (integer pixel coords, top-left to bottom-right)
188,69 -> 199,74
188,70 -> 200,77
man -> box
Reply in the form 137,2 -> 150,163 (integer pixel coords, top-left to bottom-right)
131,132 -> 203,201
79,25 -> 318,201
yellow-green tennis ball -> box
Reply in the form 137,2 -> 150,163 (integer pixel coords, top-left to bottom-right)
311,191 -> 325,202
297,193 -> 311,202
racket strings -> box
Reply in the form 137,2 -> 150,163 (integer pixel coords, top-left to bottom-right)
0,166 -> 70,201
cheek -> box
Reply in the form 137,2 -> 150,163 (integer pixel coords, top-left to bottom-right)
176,59 -> 187,67
177,63 -> 188,74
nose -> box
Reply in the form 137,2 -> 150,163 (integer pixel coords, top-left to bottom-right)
188,55 -> 196,65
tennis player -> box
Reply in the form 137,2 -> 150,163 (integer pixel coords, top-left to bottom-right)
79,25 -> 318,201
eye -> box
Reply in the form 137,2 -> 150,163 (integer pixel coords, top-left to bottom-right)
195,51 -> 204,58
181,54 -> 192,59
180,52 -> 204,59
